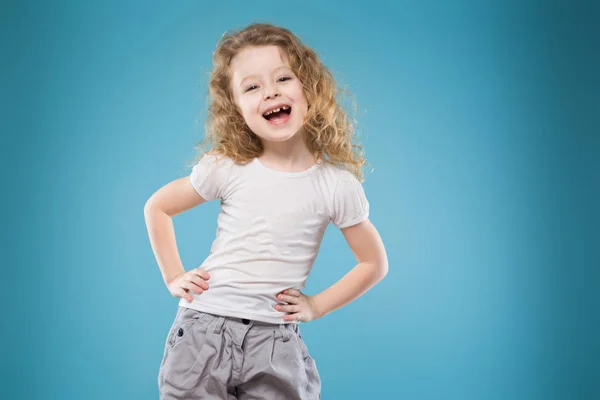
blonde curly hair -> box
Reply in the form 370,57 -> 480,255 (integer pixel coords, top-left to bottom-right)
193,23 -> 368,182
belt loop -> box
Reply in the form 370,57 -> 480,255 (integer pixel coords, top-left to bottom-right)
213,316 -> 226,334
279,324 -> 291,342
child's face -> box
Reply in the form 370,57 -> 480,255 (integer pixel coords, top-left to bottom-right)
230,45 -> 308,144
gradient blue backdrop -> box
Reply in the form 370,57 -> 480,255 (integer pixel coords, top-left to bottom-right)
4,1 -> 598,399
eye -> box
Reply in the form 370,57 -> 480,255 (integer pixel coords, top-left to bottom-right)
245,85 -> 258,92
277,76 -> 291,82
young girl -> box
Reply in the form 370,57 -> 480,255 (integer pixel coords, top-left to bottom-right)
144,23 -> 388,399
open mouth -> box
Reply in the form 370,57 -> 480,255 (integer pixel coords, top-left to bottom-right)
262,105 -> 292,124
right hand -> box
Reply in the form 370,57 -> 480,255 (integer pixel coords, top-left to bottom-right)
167,268 -> 210,303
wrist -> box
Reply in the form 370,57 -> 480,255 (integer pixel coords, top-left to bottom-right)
310,294 -> 327,320
164,270 -> 185,286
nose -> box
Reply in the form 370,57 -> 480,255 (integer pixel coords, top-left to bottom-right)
263,84 -> 280,100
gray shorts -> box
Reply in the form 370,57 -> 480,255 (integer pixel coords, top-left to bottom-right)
158,306 -> 321,399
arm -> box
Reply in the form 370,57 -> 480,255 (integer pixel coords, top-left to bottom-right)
143,176 -> 207,286
277,218 -> 389,321
311,219 -> 388,318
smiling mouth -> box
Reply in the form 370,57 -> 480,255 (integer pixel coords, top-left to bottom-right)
262,105 -> 292,121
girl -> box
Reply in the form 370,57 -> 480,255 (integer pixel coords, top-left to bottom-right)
144,23 -> 388,399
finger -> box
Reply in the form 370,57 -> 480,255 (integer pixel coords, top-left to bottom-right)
182,277 -> 204,290
283,289 -> 301,297
194,268 -> 210,280
188,275 -> 209,290
283,313 -> 302,322
179,289 -> 193,302
275,304 -> 300,313
277,294 -> 299,304
181,281 -> 204,294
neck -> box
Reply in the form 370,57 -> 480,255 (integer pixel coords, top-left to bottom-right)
258,130 -> 316,171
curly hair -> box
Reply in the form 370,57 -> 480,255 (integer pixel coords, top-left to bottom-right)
192,23 -> 368,181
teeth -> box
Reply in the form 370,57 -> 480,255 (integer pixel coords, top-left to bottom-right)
264,105 -> 290,116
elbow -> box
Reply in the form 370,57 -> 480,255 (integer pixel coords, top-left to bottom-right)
144,197 -> 161,217
145,199 -> 174,219
376,249 -> 389,280
144,198 -> 154,215
379,259 -> 389,280
368,257 -> 388,282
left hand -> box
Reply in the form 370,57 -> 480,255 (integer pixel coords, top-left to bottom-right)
274,289 -> 320,322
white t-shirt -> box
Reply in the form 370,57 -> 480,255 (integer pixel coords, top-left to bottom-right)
180,153 -> 369,324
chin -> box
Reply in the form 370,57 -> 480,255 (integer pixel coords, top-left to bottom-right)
266,131 -> 299,142
254,123 -> 304,143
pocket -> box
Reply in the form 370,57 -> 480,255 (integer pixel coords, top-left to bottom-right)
160,310 -> 217,394
167,307 -> 210,348
163,306 -> 185,347
294,327 -> 315,362
293,328 -> 321,395
159,307 -> 186,372
162,343 -> 217,393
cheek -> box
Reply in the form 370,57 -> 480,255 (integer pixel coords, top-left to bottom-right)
241,108 -> 264,129
240,98 -> 260,116
295,93 -> 309,114
238,103 -> 256,120
293,87 -> 309,109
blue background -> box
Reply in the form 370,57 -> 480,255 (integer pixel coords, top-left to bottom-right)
4,0 -> 598,399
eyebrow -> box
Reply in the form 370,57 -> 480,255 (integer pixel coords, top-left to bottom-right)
239,65 -> 292,87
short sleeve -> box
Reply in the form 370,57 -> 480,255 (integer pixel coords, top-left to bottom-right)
189,153 -> 232,201
331,170 -> 370,228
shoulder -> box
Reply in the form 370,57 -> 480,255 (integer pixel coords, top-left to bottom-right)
191,152 -> 240,178
319,162 -> 362,190
315,160 -> 356,183
196,151 -> 236,168
313,161 -> 365,201
334,168 -> 365,200
189,152 -> 238,201
319,162 -> 369,228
